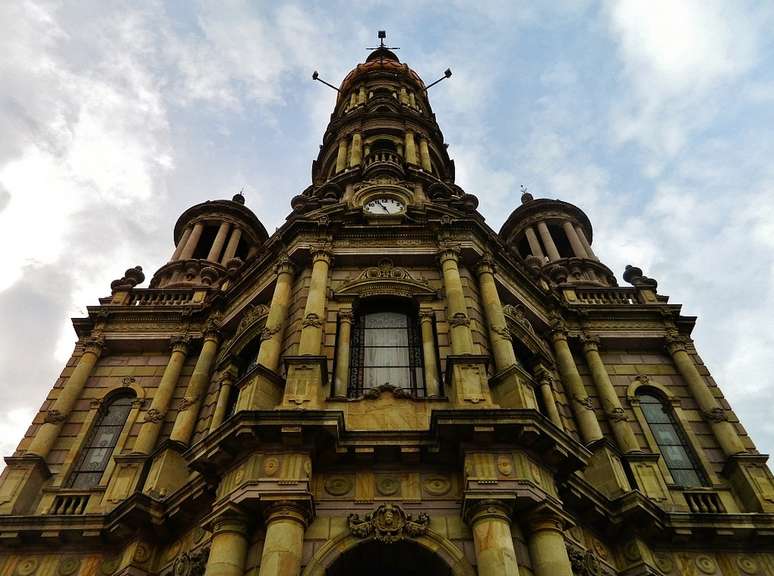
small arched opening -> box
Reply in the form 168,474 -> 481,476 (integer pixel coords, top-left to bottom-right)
327,539 -> 452,576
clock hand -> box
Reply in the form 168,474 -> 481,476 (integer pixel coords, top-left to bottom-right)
377,201 -> 390,213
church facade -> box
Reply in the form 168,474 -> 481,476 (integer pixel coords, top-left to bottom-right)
0,42 -> 773,576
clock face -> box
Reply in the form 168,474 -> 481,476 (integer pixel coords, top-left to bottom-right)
364,197 -> 405,215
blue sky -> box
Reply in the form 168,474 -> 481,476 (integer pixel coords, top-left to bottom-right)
1,1 -> 774,464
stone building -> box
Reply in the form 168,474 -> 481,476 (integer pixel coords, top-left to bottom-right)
0,39 -> 773,576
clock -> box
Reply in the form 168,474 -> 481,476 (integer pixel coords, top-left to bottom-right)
364,197 -> 406,215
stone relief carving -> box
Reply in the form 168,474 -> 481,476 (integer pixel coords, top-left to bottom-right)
302,313 -> 323,328
348,504 -> 429,543
172,546 -> 210,576
144,408 -> 165,423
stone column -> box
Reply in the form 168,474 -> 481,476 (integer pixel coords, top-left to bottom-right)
256,257 -> 295,372
535,368 -> 563,429
536,222 -> 561,262
27,336 -> 105,459
204,514 -> 250,576
404,130 -> 418,165
439,247 -> 474,355
169,328 -> 220,446
468,500 -> 520,576
349,132 -> 362,168
134,336 -> 189,454
551,330 -> 603,444
562,221 -> 587,258
258,502 -> 307,576
524,227 -> 545,260
297,249 -> 332,355
209,370 -> 235,432
526,513 -> 573,576
666,333 -> 745,456
207,222 -> 231,263
399,86 -> 409,105
575,225 -> 597,260
332,310 -> 353,398
581,335 -> 639,453
358,85 -> 366,105
171,227 -> 193,261
335,139 -> 348,173
419,138 -> 432,171
179,222 -> 204,260
419,311 -> 441,397
476,258 -> 518,373
220,227 -> 242,265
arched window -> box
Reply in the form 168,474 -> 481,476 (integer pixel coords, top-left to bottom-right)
636,390 -> 707,487
349,300 -> 424,397
67,393 -> 134,489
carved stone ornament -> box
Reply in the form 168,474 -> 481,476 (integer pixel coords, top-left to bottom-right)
302,313 -> 323,328
144,408 -> 164,423
260,324 -> 281,341
236,304 -> 271,335
566,545 -> 602,576
608,407 -> 628,422
122,376 -> 136,387
574,395 -> 594,410
623,264 -> 658,289
348,504 -> 430,543
703,407 -> 728,423
449,312 -> 471,327
44,409 -> 66,424
336,259 -> 435,298
14,558 -> 39,576
363,383 -> 415,400
490,325 -> 511,341
110,265 -> 145,291
177,396 -> 198,412
57,557 -> 81,576
172,546 -> 210,576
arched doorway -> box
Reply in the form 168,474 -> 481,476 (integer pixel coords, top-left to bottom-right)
327,539 -> 452,576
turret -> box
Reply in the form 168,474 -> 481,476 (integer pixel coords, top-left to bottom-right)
151,192 -> 268,288
499,189 -> 616,286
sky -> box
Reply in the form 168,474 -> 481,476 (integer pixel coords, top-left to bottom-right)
1,1 -> 774,466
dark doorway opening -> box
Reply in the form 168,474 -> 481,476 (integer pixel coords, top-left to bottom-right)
327,540 -> 452,576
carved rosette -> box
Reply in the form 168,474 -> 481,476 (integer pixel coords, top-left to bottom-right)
348,504 -> 429,543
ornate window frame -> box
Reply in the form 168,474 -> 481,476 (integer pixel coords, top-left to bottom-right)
627,377 -> 718,486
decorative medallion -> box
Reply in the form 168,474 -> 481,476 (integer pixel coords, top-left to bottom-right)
348,504 -> 430,543
263,457 -> 280,477
422,475 -> 451,496
14,559 -> 39,576
736,555 -> 759,575
133,542 -> 152,564
654,552 -> 674,574
376,476 -> 401,496
99,555 -> 121,575
622,541 -> 641,563
695,555 -> 717,575
324,475 -> 354,496
57,557 -> 81,576
496,455 -> 513,477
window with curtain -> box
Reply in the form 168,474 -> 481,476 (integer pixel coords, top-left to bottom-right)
349,300 -> 424,397
67,394 -> 134,489
637,390 -> 707,487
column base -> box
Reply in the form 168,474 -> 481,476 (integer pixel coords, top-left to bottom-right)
237,364 -> 285,410
445,355 -> 493,406
142,441 -> 191,499
725,453 -> 774,512
282,356 -> 328,408
490,364 -> 537,409
0,455 -> 50,514
584,441 -> 631,499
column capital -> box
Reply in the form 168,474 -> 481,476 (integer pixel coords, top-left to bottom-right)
465,499 -> 512,525
549,328 -> 568,344
274,254 -> 296,276
474,254 -> 496,276
580,332 -> 601,351
338,309 -> 354,324
664,331 -> 689,354
535,365 -> 555,387
81,334 -> 106,356
419,309 -> 435,323
169,335 -> 191,354
437,243 -> 461,264
211,509 -> 250,536
203,318 -> 222,342
262,500 -> 311,528
311,247 -> 333,265
525,510 -> 565,535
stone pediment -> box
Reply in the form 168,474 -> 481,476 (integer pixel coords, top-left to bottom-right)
335,259 -> 437,300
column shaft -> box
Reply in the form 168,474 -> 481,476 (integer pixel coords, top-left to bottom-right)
349,132 -> 362,167
524,227 -> 545,259
476,261 -> 518,373
404,131 -> 418,165
335,139 -> 348,172
332,311 -> 353,397
169,332 -> 219,446
134,338 -> 189,454
27,338 -> 104,459
204,516 -> 249,576
179,222 -> 204,260
536,222 -> 561,261
551,332 -> 603,444
297,251 -> 332,355
470,503 -> 520,576
171,227 -> 193,261
575,225 -> 597,259
255,261 -> 295,372
563,221 -> 588,258
258,505 -> 306,576
420,312 -> 440,396
207,222 -> 231,263
220,228 -> 242,265
667,338 -> 745,456
527,516 -> 573,576
209,376 -> 234,432
582,337 -> 639,453
419,138 -> 432,171
358,85 -> 366,104
537,371 -> 564,429
439,249 -> 474,354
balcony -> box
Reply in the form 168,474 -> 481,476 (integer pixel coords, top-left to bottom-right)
684,490 -> 725,514
362,150 -> 405,177
50,493 -> 91,515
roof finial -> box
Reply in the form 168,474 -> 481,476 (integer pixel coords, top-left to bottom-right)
233,187 -> 245,205
367,30 -> 400,52
520,184 -> 534,204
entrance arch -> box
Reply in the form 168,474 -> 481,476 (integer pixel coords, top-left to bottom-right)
302,530 -> 475,576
